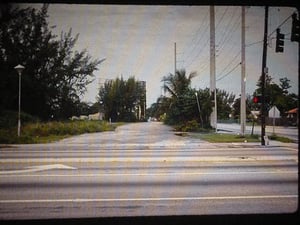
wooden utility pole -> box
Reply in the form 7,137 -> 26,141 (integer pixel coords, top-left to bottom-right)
210,5 -> 217,132
261,6 -> 269,145
174,42 -> 177,75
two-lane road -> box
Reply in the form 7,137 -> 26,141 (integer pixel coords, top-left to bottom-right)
0,122 -> 298,219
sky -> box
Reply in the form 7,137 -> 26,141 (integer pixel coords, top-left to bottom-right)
31,4 -> 298,107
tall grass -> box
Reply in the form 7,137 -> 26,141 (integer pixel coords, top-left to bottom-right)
0,120 -> 119,144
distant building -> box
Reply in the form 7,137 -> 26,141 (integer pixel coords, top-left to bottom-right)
88,112 -> 104,120
285,108 -> 298,126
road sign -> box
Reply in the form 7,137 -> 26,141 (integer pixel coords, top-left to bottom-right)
268,106 -> 280,118
268,106 -> 280,134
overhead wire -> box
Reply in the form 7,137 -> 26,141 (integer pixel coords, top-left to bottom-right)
216,62 -> 241,82
268,9 -> 297,37
183,7 -> 227,70
217,50 -> 241,80
181,10 -> 210,68
214,6 -> 241,82
215,7 -> 250,84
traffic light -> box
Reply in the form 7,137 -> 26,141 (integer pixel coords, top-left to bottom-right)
275,28 -> 285,53
291,13 -> 300,42
253,95 -> 262,104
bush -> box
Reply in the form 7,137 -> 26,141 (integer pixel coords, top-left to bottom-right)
0,120 -> 119,144
174,120 -> 200,132
0,110 -> 39,128
0,129 -> 34,144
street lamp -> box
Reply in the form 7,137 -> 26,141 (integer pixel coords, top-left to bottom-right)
14,64 -> 25,137
195,92 -> 203,128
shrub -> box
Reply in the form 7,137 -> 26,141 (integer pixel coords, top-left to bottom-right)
174,120 -> 200,132
0,110 -> 39,128
0,120 -> 119,144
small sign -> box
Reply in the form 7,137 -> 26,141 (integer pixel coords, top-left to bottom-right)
268,106 -> 280,118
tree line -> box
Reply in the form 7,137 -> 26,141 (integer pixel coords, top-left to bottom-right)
98,77 -> 146,122
147,69 -> 298,129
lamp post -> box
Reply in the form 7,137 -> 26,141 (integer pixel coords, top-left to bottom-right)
14,64 -> 25,137
195,92 -> 203,128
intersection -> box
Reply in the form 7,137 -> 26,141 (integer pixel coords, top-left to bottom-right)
0,122 -> 298,219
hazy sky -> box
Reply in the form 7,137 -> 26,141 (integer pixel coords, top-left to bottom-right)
41,4 -> 298,107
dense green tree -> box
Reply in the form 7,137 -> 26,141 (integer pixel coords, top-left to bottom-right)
194,88 -> 213,127
216,89 -> 235,120
158,69 -> 216,128
146,95 -> 171,121
162,69 -> 197,98
161,69 -> 197,125
254,74 -> 298,114
0,4 -> 102,121
98,76 -> 145,122
232,94 -> 254,121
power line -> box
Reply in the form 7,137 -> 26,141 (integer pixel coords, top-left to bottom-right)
184,7 -> 230,70
216,10 -> 241,56
217,47 -> 241,75
268,9 -> 298,37
181,11 -> 210,67
216,7 -> 240,49
216,62 -> 240,82
184,37 -> 210,69
246,40 -> 263,47
215,6 -> 229,29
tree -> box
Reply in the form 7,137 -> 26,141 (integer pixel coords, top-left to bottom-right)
162,69 -> 197,98
98,76 -> 145,122
216,89 -> 235,120
279,77 -> 291,94
253,74 -> 298,114
50,29 -> 101,119
161,69 -> 197,125
158,69 -> 213,128
195,88 -> 213,127
232,94 -> 253,121
147,96 -> 172,121
0,4 -> 102,121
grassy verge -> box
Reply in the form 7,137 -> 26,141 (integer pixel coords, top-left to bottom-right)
189,132 -> 294,143
189,133 -> 260,143
268,134 -> 294,143
0,120 -> 122,144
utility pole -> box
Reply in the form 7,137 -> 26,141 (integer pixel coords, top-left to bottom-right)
210,5 -> 217,132
261,6 -> 269,146
174,42 -> 177,75
240,6 -> 246,136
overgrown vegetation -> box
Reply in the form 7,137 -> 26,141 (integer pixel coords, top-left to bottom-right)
173,119 -> 209,132
0,120 -> 120,144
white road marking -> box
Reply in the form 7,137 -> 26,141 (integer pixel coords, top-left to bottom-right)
1,155 -> 298,164
0,195 -> 297,204
0,164 -> 76,175
0,146 -> 296,153
0,170 -> 297,177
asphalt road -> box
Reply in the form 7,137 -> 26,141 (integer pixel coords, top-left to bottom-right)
0,122 -> 298,220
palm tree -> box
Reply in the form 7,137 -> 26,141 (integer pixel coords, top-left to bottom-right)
162,69 -> 197,99
161,69 -> 197,125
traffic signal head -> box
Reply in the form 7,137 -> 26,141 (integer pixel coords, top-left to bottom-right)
253,95 -> 262,104
275,28 -> 285,53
